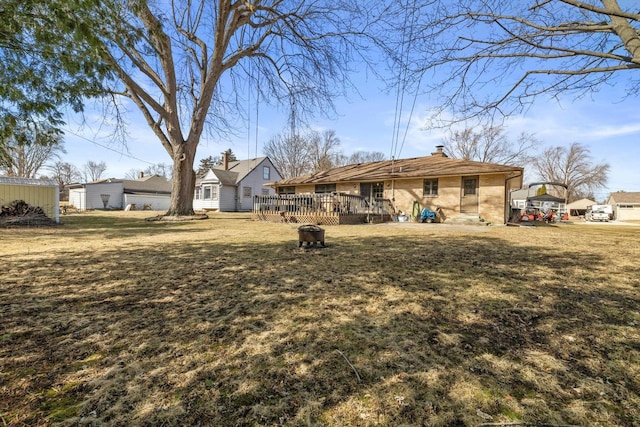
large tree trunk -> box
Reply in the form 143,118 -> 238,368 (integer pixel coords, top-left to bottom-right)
166,142 -> 197,216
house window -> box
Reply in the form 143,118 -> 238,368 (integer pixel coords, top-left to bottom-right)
372,182 -> 385,199
463,178 -> 477,196
243,186 -> 252,198
620,204 -> 635,209
278,186 -> 295,195
261,189 -> 270,196
315,184 -> 336,194
202,185 -> 218,200
423,178 -> 438,196
263,166 -> 270,180
195,187 -> 201,200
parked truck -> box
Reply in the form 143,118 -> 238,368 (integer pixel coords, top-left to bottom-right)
585,204 -> 612,222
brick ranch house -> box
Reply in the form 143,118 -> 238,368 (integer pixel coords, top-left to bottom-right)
254,146 -> 523,225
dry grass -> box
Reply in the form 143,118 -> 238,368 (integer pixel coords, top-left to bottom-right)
1,212 -> 639,426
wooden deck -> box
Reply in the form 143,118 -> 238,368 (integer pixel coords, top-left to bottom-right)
252,211 -> 393,225
253,193 -> 393,225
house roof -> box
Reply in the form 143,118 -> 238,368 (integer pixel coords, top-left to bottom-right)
566,198 -> 596,210
68,175 -> 171,194
608,192 -> 640,204
213,157 -> 267,182
209,169 -> 239,186
510,188 -> 537,200
198,157 -> 269,186
122,175 -> 171,194
275,154 -> 523,186
0,176 -> 58,187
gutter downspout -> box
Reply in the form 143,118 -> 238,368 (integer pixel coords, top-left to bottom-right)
505,171 -> 524,223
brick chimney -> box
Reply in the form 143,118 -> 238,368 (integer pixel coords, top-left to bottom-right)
222,151 -> 229,170
431,145 -> 447,157
138,171 -> 144,179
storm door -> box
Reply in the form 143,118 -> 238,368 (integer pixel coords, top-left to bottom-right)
460,176 -> 479,214
360,182 -> 384,207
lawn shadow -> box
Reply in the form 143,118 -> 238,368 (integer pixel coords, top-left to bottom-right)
1,231 -> 638,426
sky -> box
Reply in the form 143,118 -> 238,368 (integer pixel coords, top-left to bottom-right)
61,75 -> 640,202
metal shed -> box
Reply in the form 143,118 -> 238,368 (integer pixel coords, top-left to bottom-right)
0,177 -> 60,222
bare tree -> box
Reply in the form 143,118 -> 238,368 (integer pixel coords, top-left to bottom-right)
443,125 -> 537,166
47,161 -> 82,201
144,163 -> 172,178
264,128 -> 376,177
1,119 -> 65,178
124,165 -> 171,180
397,1 -> 640,121
84,160 -> 108,182
61,0 -> 390,216
48,161 -> 82,185
532,142 -> 609,203
308,130 -> 341,172
125,168 -> 143,180
263,132 -> 311,179
346,151 -> 386,164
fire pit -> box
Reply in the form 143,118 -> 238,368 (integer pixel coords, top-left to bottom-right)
297,224 -> 325,248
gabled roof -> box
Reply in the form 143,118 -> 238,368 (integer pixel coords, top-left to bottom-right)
209,169 -> 239,186
567,198 -> 596,210
275,155 -> 523,185
122,175 -> 171,194
198,157 -> 270,186
510,188 -> 537,200
68,175 -> 171,194
608,192 -> 640,204
213,157 -> 268,182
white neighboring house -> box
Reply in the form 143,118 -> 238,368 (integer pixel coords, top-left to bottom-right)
607,192 -> 640,221
193,155 -> 282,212
68,174 -> 172,211
509,187 -> 538,211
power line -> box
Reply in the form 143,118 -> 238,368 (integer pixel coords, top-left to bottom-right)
63,128 -> 156,165
390,0 -> 420,161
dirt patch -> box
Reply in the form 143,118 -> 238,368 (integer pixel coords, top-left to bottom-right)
145,214 -> 209,221
376,221 -> 493,232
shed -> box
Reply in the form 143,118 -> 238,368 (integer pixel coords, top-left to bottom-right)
0,177 -> 60,222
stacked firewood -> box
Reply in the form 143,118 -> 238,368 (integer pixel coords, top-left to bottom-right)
0,200 -> 56,226
1,200 -> 46,217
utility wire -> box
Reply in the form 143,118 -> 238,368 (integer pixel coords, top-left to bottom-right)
62,128 -> 156,165
397,73 -> 423,159
390,5 -> 410,161
391,0 -> 421,161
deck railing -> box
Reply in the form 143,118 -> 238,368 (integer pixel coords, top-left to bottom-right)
253,193 -> 395,217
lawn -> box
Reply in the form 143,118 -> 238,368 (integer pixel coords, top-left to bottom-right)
1,212 -> 639,426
